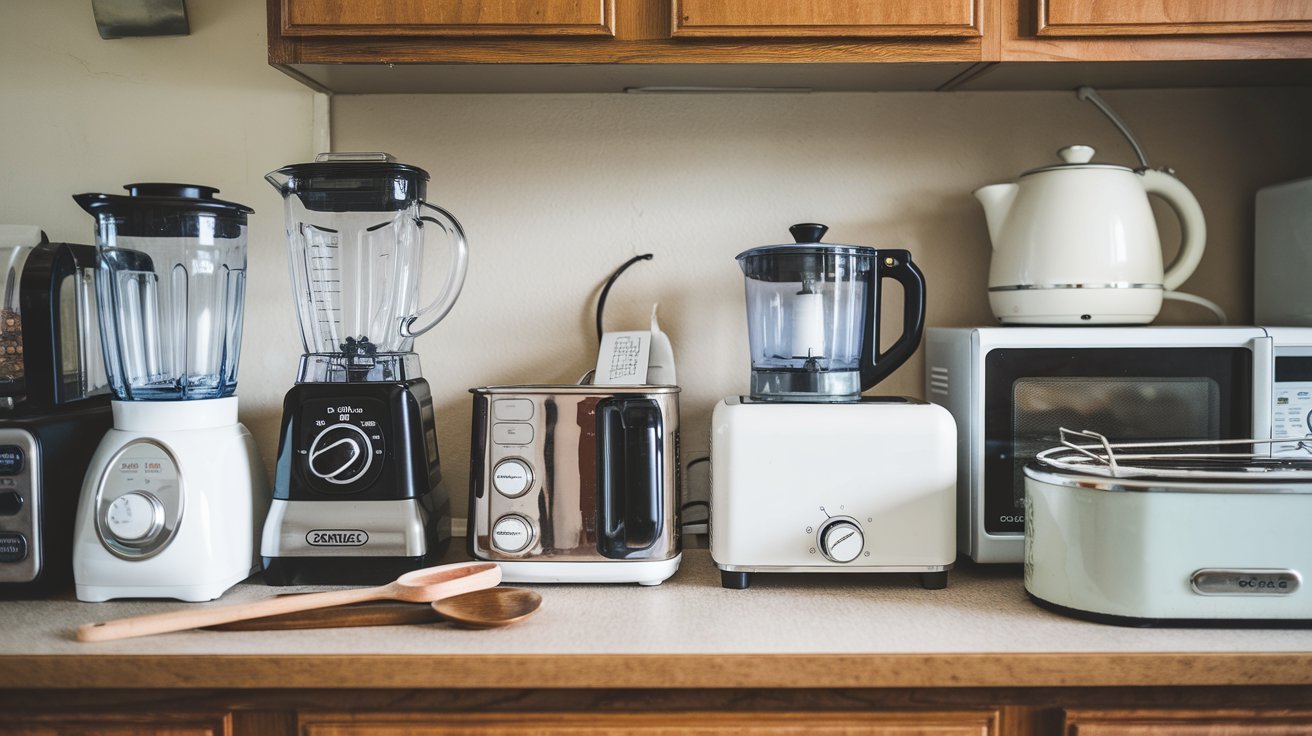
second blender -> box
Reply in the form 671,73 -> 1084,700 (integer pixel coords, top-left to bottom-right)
261,153 -> 468,585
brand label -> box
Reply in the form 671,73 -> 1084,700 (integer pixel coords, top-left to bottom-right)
306,529 -> 369,547
1191,569 -> 1301,596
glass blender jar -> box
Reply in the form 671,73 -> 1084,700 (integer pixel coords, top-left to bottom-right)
71,184 -> 269,602
261,153 -> 468,585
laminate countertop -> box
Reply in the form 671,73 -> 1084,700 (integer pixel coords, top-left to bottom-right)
2,548 -> 1309,690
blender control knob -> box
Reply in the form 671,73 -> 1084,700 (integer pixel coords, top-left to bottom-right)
105,492 -> 164,543
819,519 -> 864,563
308,423 -> 374,485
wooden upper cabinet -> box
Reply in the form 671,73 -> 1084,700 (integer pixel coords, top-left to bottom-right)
1037,0 -> 1312,37
672,0 -> 983,38
281,0 -> 616,37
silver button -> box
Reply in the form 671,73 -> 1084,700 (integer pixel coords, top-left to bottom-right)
493,398 -> 534,421
492,422 -> 534,445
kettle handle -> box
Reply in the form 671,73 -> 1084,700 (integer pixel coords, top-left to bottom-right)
859,251 -> 927,392
1140,169 -> 1207,292
402,202 -> 470,339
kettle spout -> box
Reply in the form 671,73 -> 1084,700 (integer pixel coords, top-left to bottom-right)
973,183 -> 1018,249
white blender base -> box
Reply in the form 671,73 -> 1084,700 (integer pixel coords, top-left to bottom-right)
73,398 -> 270,603
495,556 -> 681,586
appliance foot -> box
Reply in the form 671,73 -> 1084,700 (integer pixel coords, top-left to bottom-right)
920,571 -> 948,590
720,570 -> 750,589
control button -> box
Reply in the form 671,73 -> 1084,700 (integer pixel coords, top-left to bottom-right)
308,423 -> 374,485
491,515 -> 533,553
105,492 -> 164,543
493,398 -> 534,422
0,446 -> 23,476
492,459 -> 533,497
819,519 -> 864,563
0,491 -> 22,516
492,422 -> 534,446
0,532 -> 27,562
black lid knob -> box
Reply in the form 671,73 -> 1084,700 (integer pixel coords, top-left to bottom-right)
789,223 -> 828,244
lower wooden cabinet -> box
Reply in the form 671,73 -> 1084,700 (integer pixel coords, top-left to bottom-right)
1063,708 -> 1312,735
297,711 -> 999,735
0,711 -> 232,736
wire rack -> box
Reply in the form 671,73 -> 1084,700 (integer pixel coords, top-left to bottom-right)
1033,428 -> 1312,480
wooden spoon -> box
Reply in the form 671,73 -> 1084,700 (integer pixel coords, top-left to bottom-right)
76,561 -> 501,643
433,587 -> 542,629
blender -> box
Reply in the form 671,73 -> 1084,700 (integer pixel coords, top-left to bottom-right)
0,227 -> 113,596
261,153 -> 468,585
709,224 -> 957,589
71,184 -> 269,602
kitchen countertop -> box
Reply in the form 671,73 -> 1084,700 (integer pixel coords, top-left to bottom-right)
2,548 -> 1310,690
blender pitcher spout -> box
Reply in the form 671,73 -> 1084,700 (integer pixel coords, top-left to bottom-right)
264,169 -> 292,193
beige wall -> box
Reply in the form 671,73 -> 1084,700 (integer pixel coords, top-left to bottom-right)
335,88 -> 1312,516
2,0 -> 1310,520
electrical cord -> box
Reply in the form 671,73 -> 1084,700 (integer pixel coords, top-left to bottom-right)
595,253 -> 654,342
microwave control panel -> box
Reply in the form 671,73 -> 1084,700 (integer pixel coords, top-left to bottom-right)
1272,354 -> 1312,455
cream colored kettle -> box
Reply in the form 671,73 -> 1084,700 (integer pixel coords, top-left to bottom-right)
975,145 -> 1206,325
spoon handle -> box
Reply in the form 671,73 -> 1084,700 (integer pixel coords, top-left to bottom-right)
77,585 -> 390,642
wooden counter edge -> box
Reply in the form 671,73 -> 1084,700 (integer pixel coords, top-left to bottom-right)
1,652 -> 1309,690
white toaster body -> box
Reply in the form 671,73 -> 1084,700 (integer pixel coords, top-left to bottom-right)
710,397 -> 956,590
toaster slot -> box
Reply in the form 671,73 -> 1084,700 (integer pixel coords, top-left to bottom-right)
596,397 -> 663,559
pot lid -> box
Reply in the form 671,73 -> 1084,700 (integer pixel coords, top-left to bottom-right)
74,183 -> 253,218
736,223 -> 879,261
1020,145 -> 1133,177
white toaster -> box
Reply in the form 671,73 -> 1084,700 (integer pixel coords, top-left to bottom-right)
710,397 -> 956,589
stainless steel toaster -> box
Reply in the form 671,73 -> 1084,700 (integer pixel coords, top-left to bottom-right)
468,384 -> 681,585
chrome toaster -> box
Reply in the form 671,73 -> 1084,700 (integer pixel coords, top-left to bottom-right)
468,384 -> 681,585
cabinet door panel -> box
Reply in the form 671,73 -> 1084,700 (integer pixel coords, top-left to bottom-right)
672,0 -> 982,38
1037,0 -> 1312,36
301,710 -> 999,735
0,711 -> 231,736
1065,708 -> 1312,736
283,0 -> 616,37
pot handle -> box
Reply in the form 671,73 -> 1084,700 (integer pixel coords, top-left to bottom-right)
403,202 -> 470,339
1140,169 -> 1207,292
858,250 -> 926,392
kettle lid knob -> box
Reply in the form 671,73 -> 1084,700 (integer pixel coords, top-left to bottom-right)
1058,145 -> 1096,165
789,223 -> 828,243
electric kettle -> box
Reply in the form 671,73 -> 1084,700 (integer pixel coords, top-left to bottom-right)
975,145 -> 1206,325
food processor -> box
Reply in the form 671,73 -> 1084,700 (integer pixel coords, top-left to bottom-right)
0,227 -> 113,596
261,153 -> 468,585
709,223 -> 957,589
71,184 -> 269,602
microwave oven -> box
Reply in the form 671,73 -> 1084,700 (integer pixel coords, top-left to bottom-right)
926,326 -> 1312,563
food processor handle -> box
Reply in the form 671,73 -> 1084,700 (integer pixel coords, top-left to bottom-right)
859,250 -> 926,392
402,202 -> 470,339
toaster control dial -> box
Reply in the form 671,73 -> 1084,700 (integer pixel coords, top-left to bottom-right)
105,491 -> 164,544
491,515 -> 534,554
492,459 -> 533,497
308,423 -> 374,485
819,518 -> 864,563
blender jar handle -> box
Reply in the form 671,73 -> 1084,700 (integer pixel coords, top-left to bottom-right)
858,250 -> 926,392
402,201 -> 470,339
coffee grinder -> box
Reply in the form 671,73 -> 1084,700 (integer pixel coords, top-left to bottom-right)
261,153 -> 468,585
0,228 -> 113,596
709,224 -> 956,590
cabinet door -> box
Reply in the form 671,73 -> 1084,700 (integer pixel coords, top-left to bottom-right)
672,0 -> 982,38
300,710 -> 999,735
281,0 -> 616,37
1036,0 -> 1312,36
0,711 -> 231,736
1064,708 -> 1312,735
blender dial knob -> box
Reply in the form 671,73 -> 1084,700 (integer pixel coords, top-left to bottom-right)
309,423 -> 374,484
819,519 -> 864,563
105,492 -> 164,543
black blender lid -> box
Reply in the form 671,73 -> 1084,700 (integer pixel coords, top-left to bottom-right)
736,223 -> 879,261
74,183 -> 253,218
267,153 -> 431,213
271,152 -> 431,183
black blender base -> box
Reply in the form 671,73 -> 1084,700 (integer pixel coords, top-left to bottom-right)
262,551 -> 444,586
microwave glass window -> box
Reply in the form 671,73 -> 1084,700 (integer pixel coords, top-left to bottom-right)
1011,378 -> 1220,509
983,347 -> 1252,536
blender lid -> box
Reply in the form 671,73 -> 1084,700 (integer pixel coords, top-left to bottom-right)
73,183 -> 253,218
736,223 -> 880,261
271,152 -> 431,182
267,152 -> 431,213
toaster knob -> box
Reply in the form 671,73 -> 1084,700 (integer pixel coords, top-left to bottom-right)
491,515 -> 534,554
492,459 -> 533,497
819,519 -> 864,563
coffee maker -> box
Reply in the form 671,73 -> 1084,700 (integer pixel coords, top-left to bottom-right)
261,153 -> 468,585
71,184 -> 269,602
710,224 -> 957,589
0,228 -> 113,596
